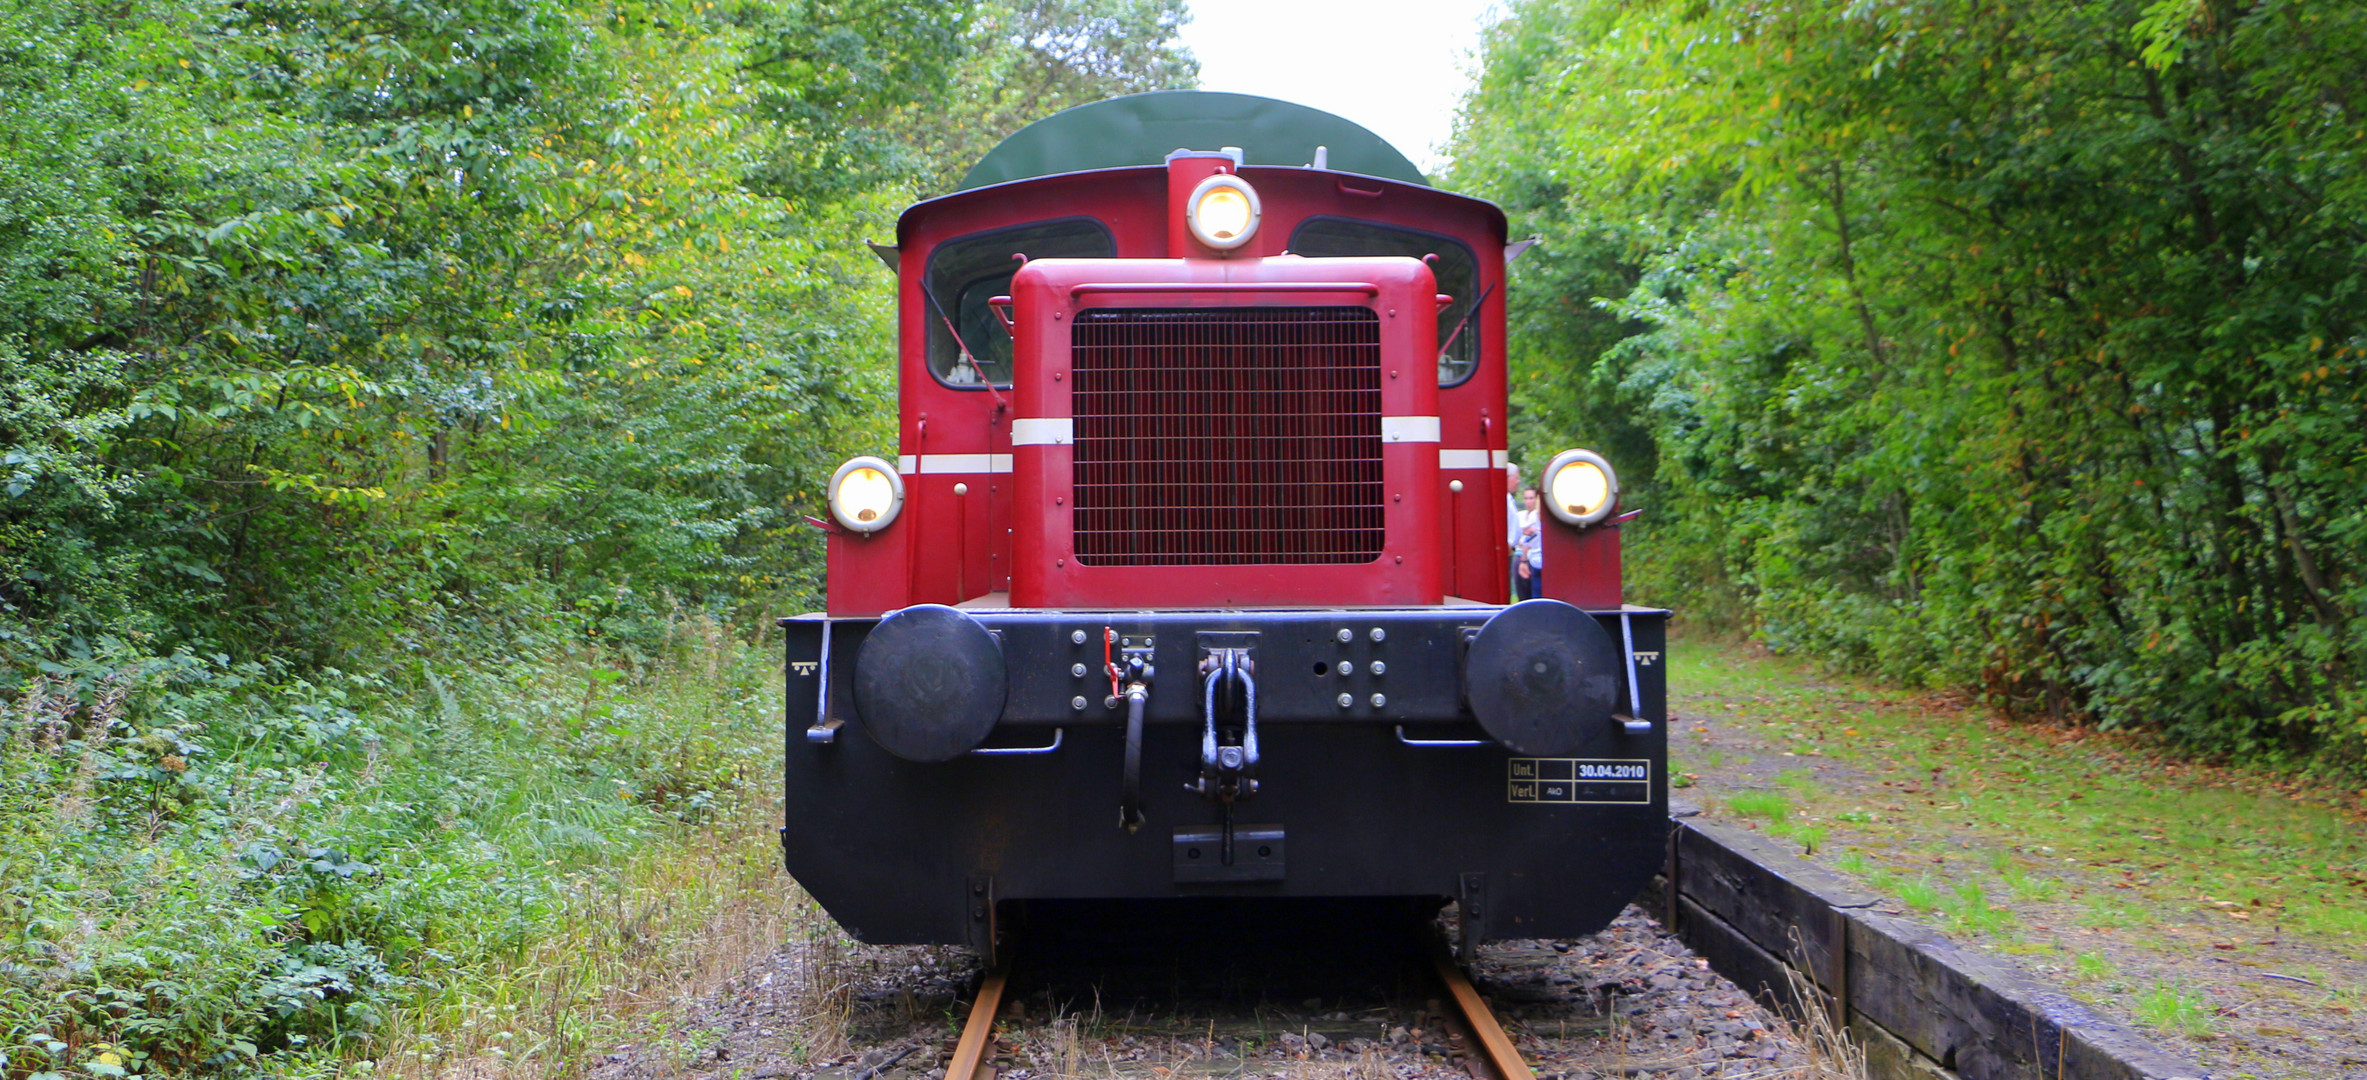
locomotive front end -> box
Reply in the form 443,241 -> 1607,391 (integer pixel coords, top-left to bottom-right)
782,94 -> 1667,959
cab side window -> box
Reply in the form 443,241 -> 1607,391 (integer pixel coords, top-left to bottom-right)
924,218 -> 1115,387
1288,217 -> 1482,386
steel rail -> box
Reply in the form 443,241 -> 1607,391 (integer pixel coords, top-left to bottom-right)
939,933 -> 1529,1080
1431,939 -> 1535,1080
943,960 -> 1011,1080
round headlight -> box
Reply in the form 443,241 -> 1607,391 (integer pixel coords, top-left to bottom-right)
829,456 -> 904,533
1543,448 -> 1618,527
1186,174 -> 1261,250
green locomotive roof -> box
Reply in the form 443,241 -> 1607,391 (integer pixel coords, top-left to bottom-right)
955,91 -> 1429,191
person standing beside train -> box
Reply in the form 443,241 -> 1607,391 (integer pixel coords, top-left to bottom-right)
1506,464 -> 1523,599
1509,468 -> 1543,601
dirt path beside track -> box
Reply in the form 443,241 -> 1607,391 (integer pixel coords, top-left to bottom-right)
1665,635 -> 2367,1080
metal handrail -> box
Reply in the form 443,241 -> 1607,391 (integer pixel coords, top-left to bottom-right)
1395,724 -> 1488,748
970,728 -> 1064,756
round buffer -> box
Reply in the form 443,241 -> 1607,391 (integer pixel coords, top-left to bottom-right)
853,604 -> 1008,762
1464,599 -> 1623,757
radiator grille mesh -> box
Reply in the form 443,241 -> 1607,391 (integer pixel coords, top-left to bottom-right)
1070,306 -> 1384,566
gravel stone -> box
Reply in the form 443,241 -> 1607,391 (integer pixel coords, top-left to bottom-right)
590,904 -> 1824,1080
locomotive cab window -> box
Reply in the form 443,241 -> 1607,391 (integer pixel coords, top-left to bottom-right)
1288,217 -> 1482,385
924,218 -> 1115,387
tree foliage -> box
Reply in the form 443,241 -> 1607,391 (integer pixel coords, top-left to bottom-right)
0,0 -> 1193,1073
889,0 -> 1199,193
1452,0 -> 2367,772
0,0 -> 1193,666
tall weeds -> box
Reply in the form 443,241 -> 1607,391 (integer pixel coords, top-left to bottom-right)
0,615 -> 789,1079
374,795 -> 795,1079
1780,931 -> 1868,1080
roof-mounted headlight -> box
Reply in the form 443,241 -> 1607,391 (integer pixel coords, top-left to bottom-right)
1186,173 -> 1261,251
829,456 -> 904,533
1543,448 -> 1618,527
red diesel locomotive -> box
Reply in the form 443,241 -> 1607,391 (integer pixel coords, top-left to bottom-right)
782,92 -> 1665,960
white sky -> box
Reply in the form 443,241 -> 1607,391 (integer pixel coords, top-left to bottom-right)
1176,1 -> 1505,176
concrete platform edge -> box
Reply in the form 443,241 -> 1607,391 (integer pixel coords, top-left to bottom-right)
1642,816 -> 2211,1080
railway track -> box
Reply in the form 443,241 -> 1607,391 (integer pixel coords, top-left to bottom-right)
893,813 -> 2217,1080
941,930 -> 1536,1080
588,814 -> 2219,1080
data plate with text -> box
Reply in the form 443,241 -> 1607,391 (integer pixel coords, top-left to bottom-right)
1507,758 -> 1652,805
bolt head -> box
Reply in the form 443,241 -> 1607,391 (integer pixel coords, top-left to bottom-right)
1071,696 -> 1087,710
1371,693 -> 1387,708
1072,663 -> 1088,678
1370,661 -> 1386,676
1337,693 -> 1353,708
1072,630 -> 1088,644
1336,628 -> 1353,643
1370,627 -> 1387,643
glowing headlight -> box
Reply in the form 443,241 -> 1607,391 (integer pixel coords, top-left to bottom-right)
1543,448 -> 1618,527
1186,174 -> 1261,250
828,456 -> 904,533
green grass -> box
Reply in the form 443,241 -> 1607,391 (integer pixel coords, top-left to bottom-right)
1896,876 -> 1942,913
2072,951 -> 2115,982
1668,636 -> 2367,943
2081,900 -> 2146,930
1943,880 -> 2016,938
1984,853 -> 2067,903
2001,867 -> 2062,903
1727,790 -> 1793,824
2134,984 -> 2214,1038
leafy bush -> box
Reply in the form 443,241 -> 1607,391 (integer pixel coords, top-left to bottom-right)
1455,0 -> 2367,777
